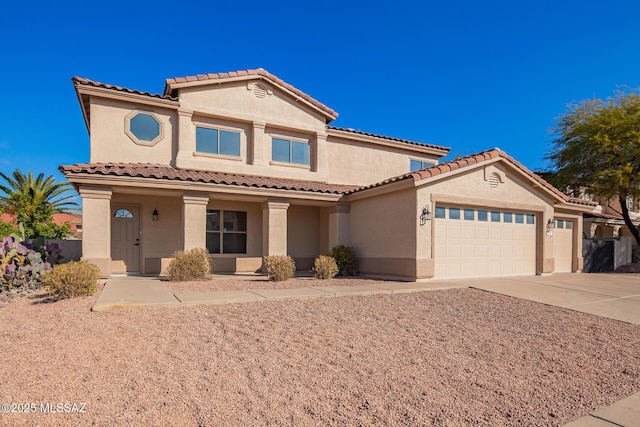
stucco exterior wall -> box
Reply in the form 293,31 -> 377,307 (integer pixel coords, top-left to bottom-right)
89,98 -> 177,164
287,205 -> 321,270
350,188 -> 418,279
327,137 -> 441,186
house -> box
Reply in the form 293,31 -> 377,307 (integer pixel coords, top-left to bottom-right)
61,68 -> 593,280
0,212 -> 82,239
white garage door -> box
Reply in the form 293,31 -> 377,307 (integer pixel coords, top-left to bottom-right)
552,219 -> 573,273
435,206 -> 537,279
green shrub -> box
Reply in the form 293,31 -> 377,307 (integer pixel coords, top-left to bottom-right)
330,245 -> 358,276
263,255 -> 296,282
43,261 -> 100,299
167,248 -> 212,281
312,255 -> 339,279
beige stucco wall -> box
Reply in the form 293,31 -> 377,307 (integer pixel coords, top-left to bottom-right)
287,205 -> 321,270
327,137 -> 441,186
350,187 -> 418,279
89,98 -> 177,164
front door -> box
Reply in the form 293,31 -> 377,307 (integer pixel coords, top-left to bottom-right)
111,206 -> 141,273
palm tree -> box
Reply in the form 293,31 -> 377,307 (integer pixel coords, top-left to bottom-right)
0,170 -> 78,239
0,170 -> 78,214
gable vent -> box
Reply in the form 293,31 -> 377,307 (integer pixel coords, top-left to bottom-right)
489,173 -> 500,188
253,84 -> 267,98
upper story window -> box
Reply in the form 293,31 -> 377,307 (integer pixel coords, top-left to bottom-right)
410,159 -> 435,172
196,126 -> 241,157
125,111 -> 164,146
272,138 -> 310,165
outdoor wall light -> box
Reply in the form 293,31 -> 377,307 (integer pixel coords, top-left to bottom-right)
420,206 -> 432,226
547,217 -> 555,229
152,209 -> 159,222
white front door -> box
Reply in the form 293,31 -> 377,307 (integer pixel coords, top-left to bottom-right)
111,206 -> 140,273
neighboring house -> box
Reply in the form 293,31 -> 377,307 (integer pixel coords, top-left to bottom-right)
0,212 -> 82,239
61,68 -> 593,280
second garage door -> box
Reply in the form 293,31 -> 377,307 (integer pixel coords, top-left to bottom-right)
434,205 -> 537,279
552,218 -> 574,273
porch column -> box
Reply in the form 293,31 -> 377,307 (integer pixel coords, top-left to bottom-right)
589,222 -> 599,238
328,203 -> 350,249
262,199 -> 289,256
612,225 -> 622,238
79,186 -> 112,278
183,193 -> 209,250
251,121 -> 267,166
175,108 -> 195,169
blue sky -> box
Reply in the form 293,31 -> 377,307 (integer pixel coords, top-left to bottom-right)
1,0 -> 640,193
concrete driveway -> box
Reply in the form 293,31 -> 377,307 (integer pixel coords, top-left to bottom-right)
467,273 -> 640,427
467,273 -> 640,325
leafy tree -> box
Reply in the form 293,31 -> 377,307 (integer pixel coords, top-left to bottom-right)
546,90 -> 640,247
0,170 -> 77,239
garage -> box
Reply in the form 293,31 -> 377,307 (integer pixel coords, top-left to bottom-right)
552,218 -> 574,273
434,205 -> 537,279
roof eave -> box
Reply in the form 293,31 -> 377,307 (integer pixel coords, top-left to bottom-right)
327,128 -> 450,157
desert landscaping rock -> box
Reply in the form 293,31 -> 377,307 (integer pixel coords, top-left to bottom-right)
0,285 -> 639,426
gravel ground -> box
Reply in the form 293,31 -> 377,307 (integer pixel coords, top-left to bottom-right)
1,286 -> 639,426
164,276 -> 390,293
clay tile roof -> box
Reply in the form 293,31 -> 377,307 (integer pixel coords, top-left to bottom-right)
164,68 -> 338,119
59,163 -> 359,195
346,148 -> 584,203
71,77 -> 178,101
327,126 -> 450,152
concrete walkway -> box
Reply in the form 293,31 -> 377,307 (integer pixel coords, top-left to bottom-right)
92,272 -> 640,426
92,275 -> 465,311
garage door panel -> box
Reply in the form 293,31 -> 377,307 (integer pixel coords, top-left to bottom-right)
435,205 -> 537,279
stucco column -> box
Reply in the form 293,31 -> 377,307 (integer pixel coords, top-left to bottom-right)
328,203 -> 350,249
589,222 -> 599,238
612,225 -> 621,238
262,199 -> 289,256
314,132 -> 328,174
175,108 -> 195,169
182,193 -> 209,251
79,186 -> 112,278
251,121 -> 267,166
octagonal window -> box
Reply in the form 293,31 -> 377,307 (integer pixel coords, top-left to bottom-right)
130,113 -> 160,141
125,111 -> 164,146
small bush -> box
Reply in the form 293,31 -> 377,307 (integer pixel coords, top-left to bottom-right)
263,255 -> 296,282
167,248 -> 212,281
312,255 -> 339,279
43,261 -> 100,299
330,245 -> 358,276
1,236 -> 52,293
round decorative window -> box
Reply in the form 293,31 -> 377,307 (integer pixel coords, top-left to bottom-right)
125,111 -> 164,146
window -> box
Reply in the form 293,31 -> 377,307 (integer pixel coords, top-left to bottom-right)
435,206 -> 446,219
515,213 -> 524,224
565,221 -> 573,230
114,209 -> 133,219
464,209 -> 474,221
410,160 -> 435,172
449,207 -> 460,220
272,138 -> 310,165
527,214 -> 535,224
125,111 -> 163,146
206,210 -> 247,254
478,210 -> 488,221
196,127 -> 241,157
491,211 -> 501,222
557,219 -> 564,229
503,212 -> 513,223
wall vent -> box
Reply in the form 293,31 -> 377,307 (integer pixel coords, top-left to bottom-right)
253,84 -> 267,98
489,173 -> 500,188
